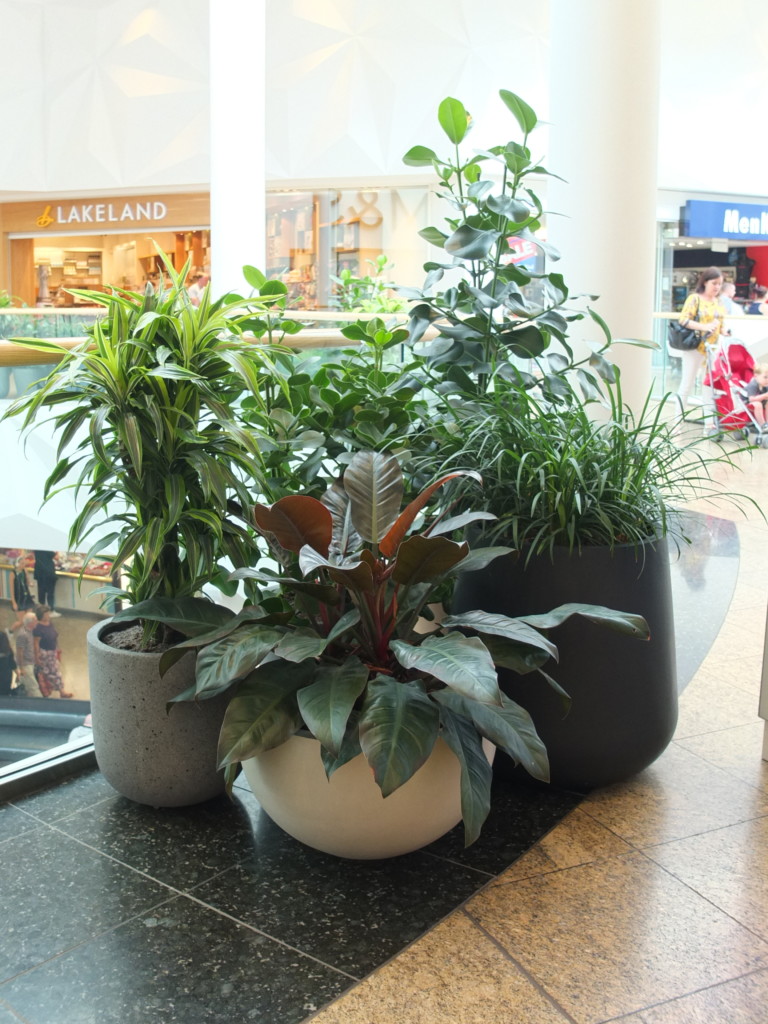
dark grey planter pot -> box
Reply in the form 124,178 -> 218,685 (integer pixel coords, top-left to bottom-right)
453,539 -> 678,792
87,619 -> 226,807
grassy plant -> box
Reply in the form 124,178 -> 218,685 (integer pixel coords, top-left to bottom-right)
413,377 -> 758,559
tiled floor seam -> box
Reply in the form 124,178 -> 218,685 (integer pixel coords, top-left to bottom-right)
593,965 -> 768,1023
0,893 -> 178,989
461,906 -> 581,1024
37,820 -> 361,980
634,847 -> 768,953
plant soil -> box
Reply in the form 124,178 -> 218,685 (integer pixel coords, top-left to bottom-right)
102,624 -> 173,654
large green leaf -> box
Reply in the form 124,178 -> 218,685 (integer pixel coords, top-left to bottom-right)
391,634 -> 501,704
112,597 -> 234,636
358,677 -> 440,797
453,546 -> 516,574
403,145 -> 438,166
435,690 -> 549,782
444,225 -> 499,260
297,656 -> 369,756
273,627 -> 328,663
343,451 -> 404,544
438,705 -> 493,847
499,89 -> 537,135
392,535 -> 469,585
217,659 -> 315,768
188,626 -> 285,701
320,710 -> 363,778
440,610 -> 559,661
438,96 -> 471,144
517,603 -> 649,639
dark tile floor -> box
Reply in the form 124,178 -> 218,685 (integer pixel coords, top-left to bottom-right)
0,511 -> 740,1024
0,769 -> 578,1024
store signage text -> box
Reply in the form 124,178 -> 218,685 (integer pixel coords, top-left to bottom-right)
682,199 -> 768,241
35,201 -> 168,229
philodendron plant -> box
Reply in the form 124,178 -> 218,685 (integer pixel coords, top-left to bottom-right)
123,451 -> 648,845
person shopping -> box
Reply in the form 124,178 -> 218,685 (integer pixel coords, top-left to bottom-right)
33,605 -> 72,698
676,266 -> 731,434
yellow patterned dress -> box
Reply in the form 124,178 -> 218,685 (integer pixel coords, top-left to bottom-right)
678,293 -> 726,354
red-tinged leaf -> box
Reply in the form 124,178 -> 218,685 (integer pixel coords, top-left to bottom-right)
253,495 -> 332,556
379,470 -> 482,558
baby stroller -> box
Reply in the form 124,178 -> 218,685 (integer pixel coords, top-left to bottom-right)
703,342 -> 766,445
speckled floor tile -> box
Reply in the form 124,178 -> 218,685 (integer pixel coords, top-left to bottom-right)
306,911 -> 572,1024
696,655 -> 763,695
489,806 -> 633,884
0,825 -> 172,981
467,852 -> 768,1023
676,721 -> 768,792
582,743 -> 768,846
0,1001 -> 22,1023
632,969 -> 768,1023
192,831 -> 490,976
52,788 -> 266,890
675,673 -> 761,739
7,767 -> 117,822
0,801 -> 43,845
0,895 -> 349,1024
644,817 -> 768,942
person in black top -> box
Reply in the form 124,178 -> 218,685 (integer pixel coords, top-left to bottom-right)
33,550 -> 60,617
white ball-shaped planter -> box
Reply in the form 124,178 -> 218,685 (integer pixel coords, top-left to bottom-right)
242,733 -> 495,859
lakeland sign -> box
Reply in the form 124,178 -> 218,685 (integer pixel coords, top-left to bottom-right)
35,200 -> 168,228
682,199 -> 768,241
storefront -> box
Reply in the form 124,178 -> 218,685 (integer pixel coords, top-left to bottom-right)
0,192 -> 210,306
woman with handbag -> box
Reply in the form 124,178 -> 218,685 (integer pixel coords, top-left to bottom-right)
676,266 -> 732,434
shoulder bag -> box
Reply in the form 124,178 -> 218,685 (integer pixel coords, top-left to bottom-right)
668,297 -> 701,350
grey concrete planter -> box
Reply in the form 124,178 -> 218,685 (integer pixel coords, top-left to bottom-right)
87,618 -> 226,807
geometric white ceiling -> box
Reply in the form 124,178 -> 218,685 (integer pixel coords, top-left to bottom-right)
1,0 -> 768,198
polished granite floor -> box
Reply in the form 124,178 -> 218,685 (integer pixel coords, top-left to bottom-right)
0,448 -> 765,1024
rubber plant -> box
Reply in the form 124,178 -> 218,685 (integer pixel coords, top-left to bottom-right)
120,450 -> 648,845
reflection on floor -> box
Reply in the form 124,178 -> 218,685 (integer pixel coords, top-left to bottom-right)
1,447 -> 767,1022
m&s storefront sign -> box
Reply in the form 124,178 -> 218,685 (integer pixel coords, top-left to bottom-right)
682,199 -> 768,241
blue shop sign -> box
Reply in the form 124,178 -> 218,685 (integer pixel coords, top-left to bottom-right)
682,199 -> 768,241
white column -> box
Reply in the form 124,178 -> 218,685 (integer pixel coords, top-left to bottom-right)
547,0 -> 660,410
209,0 -> 266,297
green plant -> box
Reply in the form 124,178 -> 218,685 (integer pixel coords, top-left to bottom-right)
401,89 -> 629,399
331,255 -> 408,313
414,373 -> 759,559
2,253 -> 292,645
120,450 -> 648,845
236,317 -> 432,503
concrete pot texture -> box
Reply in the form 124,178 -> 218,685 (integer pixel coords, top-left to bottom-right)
242,733 -> 495,859
87,618 -> 227,807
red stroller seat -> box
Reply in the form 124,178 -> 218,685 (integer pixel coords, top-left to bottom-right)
704,343 -> 757,436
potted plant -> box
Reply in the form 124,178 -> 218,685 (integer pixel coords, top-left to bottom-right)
2,253 -> 288,806
121,450 -> 648,857
397,88 -> 753,790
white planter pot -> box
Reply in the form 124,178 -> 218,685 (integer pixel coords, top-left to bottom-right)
87,619 -> 227,807
242,733 -> 494,859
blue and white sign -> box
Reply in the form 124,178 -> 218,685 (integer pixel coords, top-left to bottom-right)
682,199 -> 768,241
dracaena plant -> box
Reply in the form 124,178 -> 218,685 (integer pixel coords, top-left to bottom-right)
402,88 -> 630,400
122,450 -> 648,845
2,251 -> 296,645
